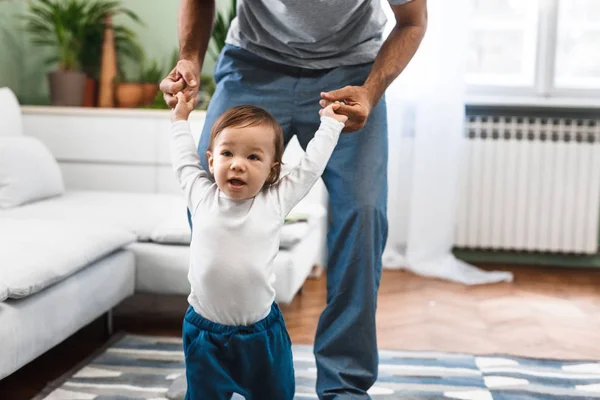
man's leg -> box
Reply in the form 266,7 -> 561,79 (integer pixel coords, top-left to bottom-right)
293,63 -> 388,399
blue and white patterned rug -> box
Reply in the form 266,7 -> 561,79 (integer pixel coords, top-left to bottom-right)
39,334 -> 600,399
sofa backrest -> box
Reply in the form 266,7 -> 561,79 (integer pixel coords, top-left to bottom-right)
0,87 -> 23,137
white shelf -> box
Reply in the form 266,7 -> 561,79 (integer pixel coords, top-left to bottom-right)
20,105 -> 208,120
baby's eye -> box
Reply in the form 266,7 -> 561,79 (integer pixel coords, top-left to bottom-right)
222,151 -> 233,157
248,154 -> 260,161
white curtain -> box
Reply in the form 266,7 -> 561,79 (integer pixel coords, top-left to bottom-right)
382,0 -> 513,285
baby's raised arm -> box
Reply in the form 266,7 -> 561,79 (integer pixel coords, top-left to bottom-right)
170,93 -> 213,213
271,104 -> 346,216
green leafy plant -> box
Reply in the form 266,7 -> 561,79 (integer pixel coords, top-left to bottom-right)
200,74 -> 216,97
22,0 -> 143,76
140,58 -> 164,84
195,74 -> 214,110
208,0 -> 236,62
23,0 -> 91,71
78,1 -> 143,80
169,48 -> 179,71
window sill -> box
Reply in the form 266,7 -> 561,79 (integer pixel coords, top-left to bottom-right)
466,95 -> 600,110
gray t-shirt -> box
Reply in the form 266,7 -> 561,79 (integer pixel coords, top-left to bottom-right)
225,0 -> 413,69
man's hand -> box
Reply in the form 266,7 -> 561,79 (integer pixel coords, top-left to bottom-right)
319,86 -> 374,132
319,0 -> 426,133
160,59 -> 201,108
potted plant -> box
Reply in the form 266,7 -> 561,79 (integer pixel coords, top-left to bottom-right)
113,45 -> 147,108
139,58 -> 164,106
22,0 -> 142,107
114,75 -> 143,108
208,0 -> 237,63
22,0 -> 91,106
78,1 -> 142,106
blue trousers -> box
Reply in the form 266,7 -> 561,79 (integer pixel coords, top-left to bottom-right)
183,303 -> 294,399
196,44 -> 388,399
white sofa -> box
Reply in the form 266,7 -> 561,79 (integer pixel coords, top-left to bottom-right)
0,87 -> 328,380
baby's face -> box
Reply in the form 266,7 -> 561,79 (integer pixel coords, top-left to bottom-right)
207,124 -> 277,200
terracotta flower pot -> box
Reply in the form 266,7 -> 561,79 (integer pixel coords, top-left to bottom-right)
83,78 -> 98,107
142,83 -> 159,105
48,70 -> 87,107
115,83 -> 144,108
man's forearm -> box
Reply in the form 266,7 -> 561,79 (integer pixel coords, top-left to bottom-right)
178,0 -> 215,66
364,14 -> 426,106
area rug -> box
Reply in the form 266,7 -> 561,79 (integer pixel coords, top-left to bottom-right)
38,334 -> 600,399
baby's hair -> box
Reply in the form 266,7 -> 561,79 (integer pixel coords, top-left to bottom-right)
208,105 -> 284,185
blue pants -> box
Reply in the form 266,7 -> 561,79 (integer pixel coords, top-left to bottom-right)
197,44 -> 388,399
183,303 -> 294,399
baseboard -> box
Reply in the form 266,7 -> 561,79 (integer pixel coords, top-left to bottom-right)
454,248 -> 600,268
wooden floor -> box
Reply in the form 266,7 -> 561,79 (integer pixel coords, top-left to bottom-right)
282,264 -> 600,359
2,264 -> 600,399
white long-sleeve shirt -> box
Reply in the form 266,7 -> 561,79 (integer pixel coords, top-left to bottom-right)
170,116 -> 344,326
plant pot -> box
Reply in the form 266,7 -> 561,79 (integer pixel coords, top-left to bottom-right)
142,83 -> 159,105
48,70 -> 87,107
115,82 -> 144,108
83,78 -> 98,107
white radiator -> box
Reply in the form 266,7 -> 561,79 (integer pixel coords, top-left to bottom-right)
456,115 -> 600,255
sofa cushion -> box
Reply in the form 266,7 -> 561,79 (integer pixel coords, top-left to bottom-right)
150,215 -> 190,245
0,191 -> 187,241
0,218 -> 136,301
149,207 -> 323,248
0,136 -> 64,209
279,221 -> 311,249
0,250 -> 135,380
0,282 -> 7,303
0,87 -> 23,138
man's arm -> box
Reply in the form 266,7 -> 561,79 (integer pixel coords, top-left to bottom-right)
320,0 -> 427,132
363,0 -> 427,106
179,0 -> 214,67
160,0 -> 215,108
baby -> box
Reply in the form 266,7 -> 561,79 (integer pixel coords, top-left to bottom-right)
170,91 -> 347,399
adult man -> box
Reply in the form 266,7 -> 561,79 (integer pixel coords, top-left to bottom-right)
161,0 -> 427,398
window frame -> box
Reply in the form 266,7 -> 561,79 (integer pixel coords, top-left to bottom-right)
466,0 -> 600,105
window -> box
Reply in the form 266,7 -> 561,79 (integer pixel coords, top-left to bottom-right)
555,0 -> 600,89
467,0 -> 539,87
467,0 -> 600,99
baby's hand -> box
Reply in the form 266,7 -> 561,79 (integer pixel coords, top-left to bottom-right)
319,102 -> 348,124
171,92 -> 196,122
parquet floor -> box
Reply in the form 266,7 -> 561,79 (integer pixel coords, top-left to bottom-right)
283,265 -> 600,360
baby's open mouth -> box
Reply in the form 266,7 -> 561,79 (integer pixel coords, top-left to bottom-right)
228,178 -> 246,187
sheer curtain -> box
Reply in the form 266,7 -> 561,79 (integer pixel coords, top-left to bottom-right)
382,0 -> 513,285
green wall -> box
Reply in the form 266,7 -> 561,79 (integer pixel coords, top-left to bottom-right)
0,0 -> 225,105
0,0 -> 42,104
